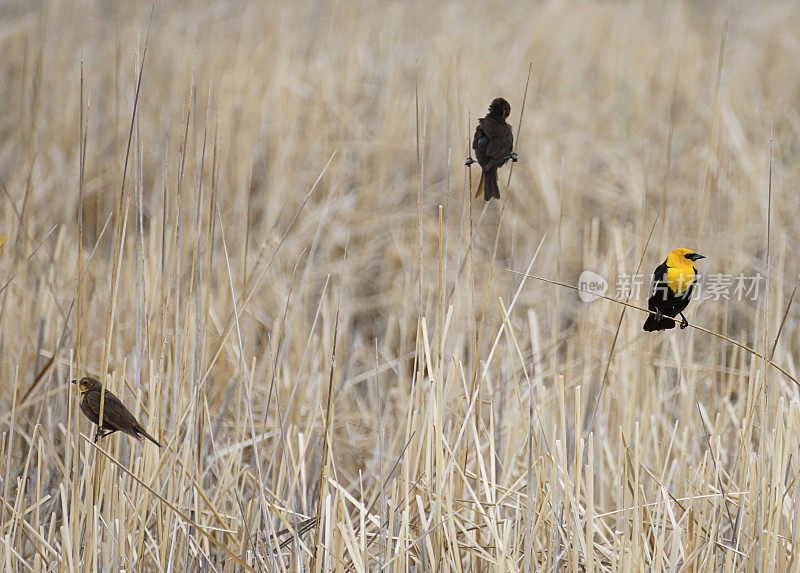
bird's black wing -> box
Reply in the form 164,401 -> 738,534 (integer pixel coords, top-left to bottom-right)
473,124 -> 490,166
474,118 -> 513,170
643,262 -> 679,330
647,262 -> 670,312
485,122 -> 513,164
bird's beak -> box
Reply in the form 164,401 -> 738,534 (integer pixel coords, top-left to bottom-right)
688,253 -> 705,261
70,379 -> 77,385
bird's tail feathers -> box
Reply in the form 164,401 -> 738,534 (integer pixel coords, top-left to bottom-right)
484,169 -> 500,200
139,429 -> 162,447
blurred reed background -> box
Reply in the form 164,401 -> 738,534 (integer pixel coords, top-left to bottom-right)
1,0 -> 800,569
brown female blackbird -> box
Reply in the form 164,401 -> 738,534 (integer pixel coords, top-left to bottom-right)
466,97 -> 516,200
73,376 -> 162,446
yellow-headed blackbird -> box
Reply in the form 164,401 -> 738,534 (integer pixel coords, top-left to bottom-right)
643,248 -> 705,331
73,376 -> 162,446
466,98 -> 516,201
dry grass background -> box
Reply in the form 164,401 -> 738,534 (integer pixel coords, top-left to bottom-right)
2,0 -> 800,570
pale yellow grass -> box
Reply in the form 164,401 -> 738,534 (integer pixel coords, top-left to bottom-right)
1,0 -> 800,570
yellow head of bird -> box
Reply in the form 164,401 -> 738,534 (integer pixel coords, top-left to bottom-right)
666,248 -> 705,268
663,248 -> 705,295
72,376 -> 98,393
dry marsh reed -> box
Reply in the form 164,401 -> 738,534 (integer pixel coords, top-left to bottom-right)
2,0 -> 800,570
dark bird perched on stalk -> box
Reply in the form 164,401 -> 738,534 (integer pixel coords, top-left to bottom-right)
72,376 -> 162,447
643,248 -> 705,331
466,97 -> 517,201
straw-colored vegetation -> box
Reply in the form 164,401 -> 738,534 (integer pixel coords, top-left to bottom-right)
2,0 -> 800,570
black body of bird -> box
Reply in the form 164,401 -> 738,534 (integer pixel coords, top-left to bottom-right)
469,98 -> 515,201
73,376 -> 162,447
643,248 -> 705,331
